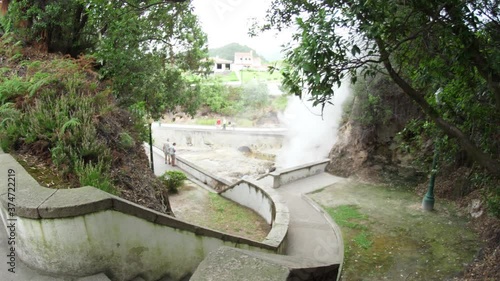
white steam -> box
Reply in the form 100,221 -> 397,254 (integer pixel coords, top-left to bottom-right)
275,83 -> 351,169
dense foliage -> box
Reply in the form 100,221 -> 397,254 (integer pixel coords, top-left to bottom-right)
3,0 -> 209,120
199,78 -> 271,116
259,0 -> 500,177
160,170 -> 187,193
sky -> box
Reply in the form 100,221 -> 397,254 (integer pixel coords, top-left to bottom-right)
191,0 -> 293,61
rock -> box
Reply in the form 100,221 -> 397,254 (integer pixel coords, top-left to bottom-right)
237,146 -> 252,153
468,199 -> 483,218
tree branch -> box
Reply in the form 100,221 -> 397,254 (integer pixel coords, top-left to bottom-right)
376,37 -> 500,176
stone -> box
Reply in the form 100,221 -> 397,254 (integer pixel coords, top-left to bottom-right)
190,246 -> 339,281
38,186 -> 113,218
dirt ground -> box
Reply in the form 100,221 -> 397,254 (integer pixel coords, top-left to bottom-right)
169,180 -> 270,241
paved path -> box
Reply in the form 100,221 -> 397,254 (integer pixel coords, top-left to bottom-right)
259,173 -> 345,264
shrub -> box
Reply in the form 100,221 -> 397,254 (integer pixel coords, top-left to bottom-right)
74,159 -> 117,194
160,170 -> 187,194
118,132 -> 135,149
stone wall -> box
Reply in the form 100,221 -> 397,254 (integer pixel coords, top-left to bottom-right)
0,150 -> 287,281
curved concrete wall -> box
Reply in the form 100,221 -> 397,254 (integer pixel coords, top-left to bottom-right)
0,151 -> 288,281
219,179 -> 289,254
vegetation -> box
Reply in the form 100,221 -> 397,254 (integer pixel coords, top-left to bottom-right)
160,170 -> 188,194
198,79 -> 275,117
258,0 -> 500,178
240,69 -> 281,82
0,0 -> 212,215
313,183 -> 481,281
3,0 -> 209,120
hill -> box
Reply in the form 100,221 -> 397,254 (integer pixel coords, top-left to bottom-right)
209,43 -> 267,63
0,38 -> 172,215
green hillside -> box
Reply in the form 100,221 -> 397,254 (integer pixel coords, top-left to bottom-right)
209,43 -> 267,63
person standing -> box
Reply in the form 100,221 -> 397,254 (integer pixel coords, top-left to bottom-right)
170,143 -> 177,166
163,139 -> 171,164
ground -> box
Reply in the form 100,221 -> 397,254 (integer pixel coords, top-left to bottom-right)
309,181 -> 482,281
169,181 -> 270,241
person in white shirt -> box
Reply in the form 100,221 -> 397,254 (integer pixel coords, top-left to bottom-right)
170,143 -> 177,166
163,139 -> 171,164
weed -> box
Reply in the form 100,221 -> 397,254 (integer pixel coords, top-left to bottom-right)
118,132 -> 135,149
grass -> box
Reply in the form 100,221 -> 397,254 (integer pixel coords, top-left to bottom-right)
170,183 -> 270,241
311,182 -> 482,281
195,118 -> 217,126
240,69 -> 282,83
206,193 -> 269,239
325,205 -> 369,230
214,71 -> 238,82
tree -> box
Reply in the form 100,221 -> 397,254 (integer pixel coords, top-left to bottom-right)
4,0 -> 208,103
258,0 -> 500,176
3,0 -> 209,214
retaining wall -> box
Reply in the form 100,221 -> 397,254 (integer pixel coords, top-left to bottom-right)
0,150 -> 289,281
153,124 -> 284,150
219,179 -> 289,253
270,159 -> 330,188
176,155 -> 231,192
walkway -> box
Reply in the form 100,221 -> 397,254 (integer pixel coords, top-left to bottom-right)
259,173 -> 345,264
153,123 -> 287,135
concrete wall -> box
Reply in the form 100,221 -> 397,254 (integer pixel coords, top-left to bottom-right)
220,181 -> 274,224
219,179 -> 289,254
270,159 -> 330,188
153,124 -> 284,150
0,151 -> 286,281
175,155 -> 231,192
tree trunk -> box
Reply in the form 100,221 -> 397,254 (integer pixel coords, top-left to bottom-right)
1,0 -> 9,16
376,38 -> 500,177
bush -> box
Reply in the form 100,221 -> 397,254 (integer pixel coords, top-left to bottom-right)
118,132 -> 135,149
160,170 -> 187,194
75,159 -> 116,194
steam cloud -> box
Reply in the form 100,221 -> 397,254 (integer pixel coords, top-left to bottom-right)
275,83 -> 351,169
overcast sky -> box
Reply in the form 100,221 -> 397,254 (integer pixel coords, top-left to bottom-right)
191,0 -> 293,61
